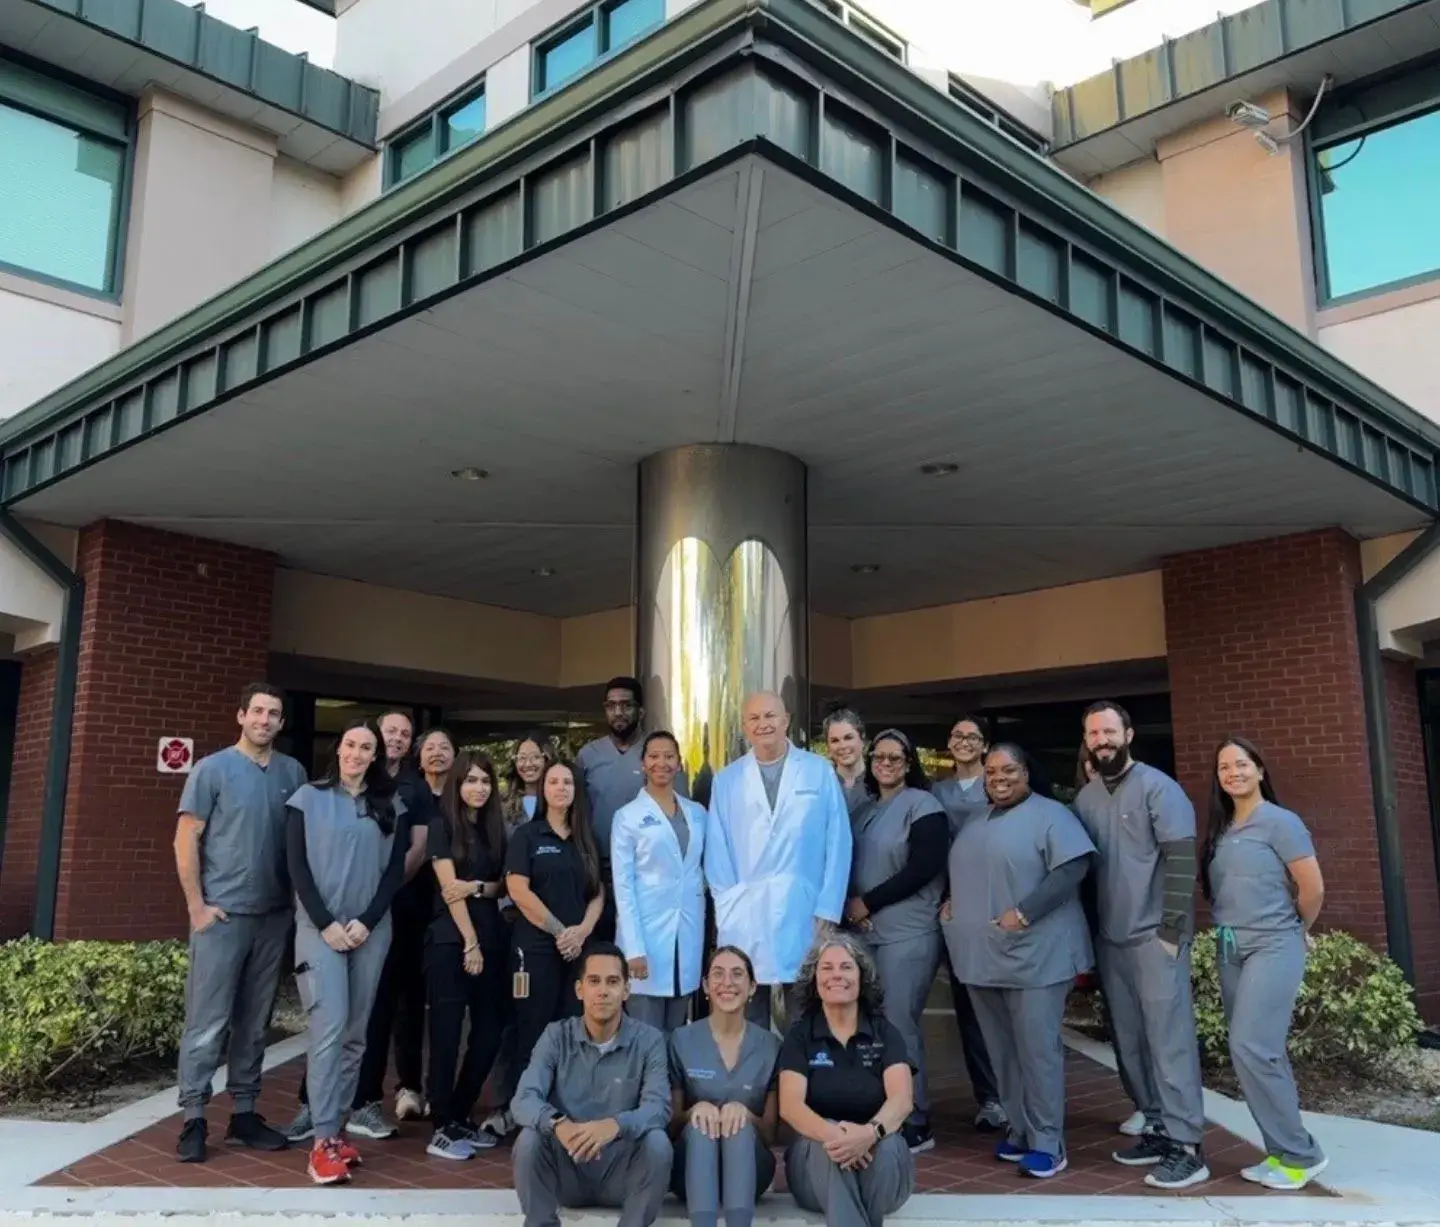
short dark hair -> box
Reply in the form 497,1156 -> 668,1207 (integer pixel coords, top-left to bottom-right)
578,941 -> 629,980
239,681 -> 285,712
1082,700 -> 1132,732
707,944 -> 756,983
604,676 -> 644,707
950,713 -> 991,744
376,709 -> 414,731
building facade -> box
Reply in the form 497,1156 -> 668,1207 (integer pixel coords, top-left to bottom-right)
0,0 -> 1439,1019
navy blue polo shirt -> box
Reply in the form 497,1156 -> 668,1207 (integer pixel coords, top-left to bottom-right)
778,1007 -> 910,1124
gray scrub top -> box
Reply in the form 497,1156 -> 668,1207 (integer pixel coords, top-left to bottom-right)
576,736 -> 690,854
759,752 -> 786,810
288,784 -> 403,927
850,787 -> 945,945
1073,763 -> 1195,945
1210,801 -> 1315,932
932,774 -> 988,840
669,1019 -> 781,1114
943,793 -> 1095,989
840,775 -> 869,816
178,746 -> 308,915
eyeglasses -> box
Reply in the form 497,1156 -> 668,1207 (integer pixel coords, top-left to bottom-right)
950,733 -> 985,745
515,756 -> 544,767
870,753 -> 907,766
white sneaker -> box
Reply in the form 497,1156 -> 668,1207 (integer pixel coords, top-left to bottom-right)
1118,1110 -> 1147,1136
1259,1157 -> 1329,1191
1241,1159 -> 1272,1184
395,1088 -> 427,1122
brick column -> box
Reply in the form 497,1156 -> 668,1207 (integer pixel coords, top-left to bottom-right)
47,521 -> 276,940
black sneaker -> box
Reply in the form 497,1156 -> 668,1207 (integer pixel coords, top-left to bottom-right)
902,1123 -> 936,1155
226,1111 -> 289,1151
177,1118 -> 207,1164
1145,1144 -> 1210,1190
1112,1131 -> 1170,1166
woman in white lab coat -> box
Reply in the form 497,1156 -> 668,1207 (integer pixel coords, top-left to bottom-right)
612,730 -> 708,1033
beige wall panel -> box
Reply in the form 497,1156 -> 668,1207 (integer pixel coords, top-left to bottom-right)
560,608 -> 633,688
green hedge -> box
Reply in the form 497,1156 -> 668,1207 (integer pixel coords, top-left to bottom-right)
0,938 -> 188,1096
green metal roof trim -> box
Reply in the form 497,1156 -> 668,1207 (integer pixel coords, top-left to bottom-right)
1053,0 -> 1428,147
28,0 -> 377,147
2,0 -> 1436,514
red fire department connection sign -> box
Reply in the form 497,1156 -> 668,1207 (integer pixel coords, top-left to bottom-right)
157,737 -> 195,774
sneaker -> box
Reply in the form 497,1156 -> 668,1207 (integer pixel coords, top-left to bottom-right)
1118,1110 -> 1148,1136
176,1118 -> 207,1164
481,1108 -> 514,1138
1144,1144 -> 1210,1190
308,1138 -> 352,1185
284,1105 -> 315,1144
334,1137 -> 363,1167
1258,1157 -> 1328,1191
395,1087 -> 427,1121
994,1139 -> 1026,1163
1241,1158 -> 1273,1184
347,1100 -> 399,1140
226,1111 -> 288,1151
1112,1132 -> 1170,1166
1019,1150 -> 1067,1179
455,1120 -> 499,1151
427,1124 -> 477,1161
902,1123 -> 935,1155
974,1101 -> 1008,1132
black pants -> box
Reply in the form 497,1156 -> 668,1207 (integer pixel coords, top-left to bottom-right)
354,905 -> 427,1105
948,965 -> 999,1106
512,944 -> 580,1080
425,940 -> 509,1128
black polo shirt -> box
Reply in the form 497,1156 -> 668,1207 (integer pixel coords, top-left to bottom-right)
504,818 -> 594,953
778,1008 -> 910,1125
428,812 -> 507,952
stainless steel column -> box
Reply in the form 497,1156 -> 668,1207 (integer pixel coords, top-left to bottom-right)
636,445 -> 807,792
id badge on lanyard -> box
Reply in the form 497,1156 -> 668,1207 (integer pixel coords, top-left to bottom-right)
513,948 -> 530,999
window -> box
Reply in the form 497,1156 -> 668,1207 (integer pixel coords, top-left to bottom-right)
386,82 -> 486,187
533,0 -> 664,97
812,0 -> 909,64
0,56 -> 129,296
947,74 -> 1047,155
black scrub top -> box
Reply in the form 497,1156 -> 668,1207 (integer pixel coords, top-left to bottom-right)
504,818 -> 594,952
428,812 -> 507,951
778,1007 -> 910,1125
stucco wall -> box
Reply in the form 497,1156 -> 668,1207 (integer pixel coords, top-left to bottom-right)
0,284 -> 120,421
269,157 -> 345,261
1319,294 -> 1440,424
1086,158 -> 1166,237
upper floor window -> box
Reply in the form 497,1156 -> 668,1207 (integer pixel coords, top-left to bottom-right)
533,0 -> 665,97
815,0 -> 908,62
387,82 -> 487,187
0,55 -> 129,296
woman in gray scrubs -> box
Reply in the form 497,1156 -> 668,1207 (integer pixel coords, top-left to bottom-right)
823,709 -> 869,816
1203,736 -> 1326,1191
942,743 -> 1094,1181
668,947 -> 781,1227
842,729 -> 949,1154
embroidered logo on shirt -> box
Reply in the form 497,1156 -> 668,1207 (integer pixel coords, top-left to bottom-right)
688,1068 -> 716,1080
809,1052 -> 834,1068
639,815 -> 662,828
534,846 -> 563,856
795,789 -> 818,797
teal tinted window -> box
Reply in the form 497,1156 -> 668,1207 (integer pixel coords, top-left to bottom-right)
1316,107 -> 1440,299
0,96 -> 125,293
443,91 -> 486,152
392,125 -> 436,184
537,20 -> 597,93
603,0 -> 663,49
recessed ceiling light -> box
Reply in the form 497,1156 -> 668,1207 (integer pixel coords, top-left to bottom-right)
450,466 -> 489,481
850,563 -> 881,575
919,461 -> 960,477
533,567 -> 557,578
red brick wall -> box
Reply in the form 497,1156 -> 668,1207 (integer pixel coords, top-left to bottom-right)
1164,529 -> 1387,949
50,521 -> 276,940
0,648 -> 57,938
1384,657 -> 1440,1019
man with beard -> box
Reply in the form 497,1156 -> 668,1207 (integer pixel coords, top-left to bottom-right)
1073,701 -> 1208,1190
577,678 -> 688,942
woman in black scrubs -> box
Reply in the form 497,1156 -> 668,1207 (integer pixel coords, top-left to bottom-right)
778,932 -> 915,1227
504,758 -> 604,1077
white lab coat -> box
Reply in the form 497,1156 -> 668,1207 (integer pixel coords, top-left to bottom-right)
610,790 -> 707,999
704,746 -> 852,986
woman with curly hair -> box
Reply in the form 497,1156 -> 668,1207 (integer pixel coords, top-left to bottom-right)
777,931 -> 915,1227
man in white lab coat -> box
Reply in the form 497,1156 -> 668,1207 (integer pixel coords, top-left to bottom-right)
705,691 -> 852,1029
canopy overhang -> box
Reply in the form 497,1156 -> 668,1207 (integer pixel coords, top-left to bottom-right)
2,0 -> 1435,620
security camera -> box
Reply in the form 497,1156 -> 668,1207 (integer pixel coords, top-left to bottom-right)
1226,99 -> 1271,128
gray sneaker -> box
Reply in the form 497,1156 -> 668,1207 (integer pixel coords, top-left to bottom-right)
1144,1145 -> 1211,1190
346,1101 -> 399,1140
283,1105 -> 314,1144
973,1101 -> 1008,1132
1112,1132 -> 1170,1166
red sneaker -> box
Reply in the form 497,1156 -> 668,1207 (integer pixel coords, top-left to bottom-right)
308,1139 -> 351,1185
335,1137 -> 362,1167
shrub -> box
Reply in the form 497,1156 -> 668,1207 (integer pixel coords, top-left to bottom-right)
1191,927 -> 1421,1073
0,938 -> 188,1096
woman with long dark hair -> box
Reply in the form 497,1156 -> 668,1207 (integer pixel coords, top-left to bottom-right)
1202,737 -> 1326,1191
424,750 -> 510,1160
287,718 -> 407,1185
823,708 -> 868,815
842,729 -> 948,1154
504,758 -> 605,1078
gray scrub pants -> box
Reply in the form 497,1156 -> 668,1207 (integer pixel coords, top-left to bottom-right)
295,918 -> 392,1139
177,908 -> 291,1118
786,1133 -> 914,1227
747,983 -> 804,1031
870,931 -> 942,1125
513,1127 -> 672,1227
968,981 -> 1069,1157
1218,927 -> 1323,1167
671,1122 -> 776,1227
1097,936 -> 1205,1146
627,994 -> 691,1033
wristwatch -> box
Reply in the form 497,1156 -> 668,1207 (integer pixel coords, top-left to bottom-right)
870,1119 -> 887,1140
1014,908 -> 1030,928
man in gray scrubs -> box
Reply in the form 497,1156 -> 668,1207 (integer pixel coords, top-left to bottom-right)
1073,700 -> 1208,1190
512,943 -> 673,1227
173,682 -> 308,1163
